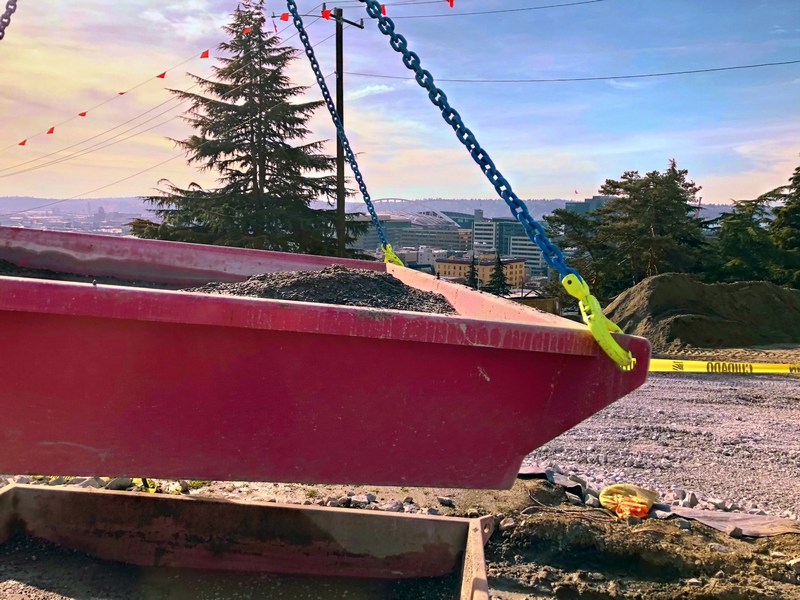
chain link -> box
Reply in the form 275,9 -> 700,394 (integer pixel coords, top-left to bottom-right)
357,0 -> 579,279
0,0 -> 18,41
285,0 -> 390,250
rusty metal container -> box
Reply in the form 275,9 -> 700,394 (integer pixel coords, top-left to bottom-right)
0,483 -> 493,599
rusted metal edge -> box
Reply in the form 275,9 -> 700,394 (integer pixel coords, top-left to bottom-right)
0,483 -> 492,594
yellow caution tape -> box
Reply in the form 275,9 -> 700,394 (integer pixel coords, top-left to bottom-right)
382,243 -> 404,266
650,358 -> 800,375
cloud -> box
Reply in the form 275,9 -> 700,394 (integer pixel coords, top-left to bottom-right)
138,3 -> 231,42
346,84 -> 394,101
606,78 -> 649,90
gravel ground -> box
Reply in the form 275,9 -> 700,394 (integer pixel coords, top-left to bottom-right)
2,352 -> 799,599
525,371 -> 800,520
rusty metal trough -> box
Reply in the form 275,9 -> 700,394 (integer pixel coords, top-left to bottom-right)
0,483 -> 493,599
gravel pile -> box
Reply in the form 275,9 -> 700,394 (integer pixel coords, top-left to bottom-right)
525,372 -> 800,520
184,264 -> 457,314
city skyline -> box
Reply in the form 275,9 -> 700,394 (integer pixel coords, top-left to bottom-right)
1,0 -> 798,206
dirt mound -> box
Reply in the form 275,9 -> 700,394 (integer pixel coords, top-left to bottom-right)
488,482 -> 800,599
185,264 -> 457,315
605,273 -> 800,352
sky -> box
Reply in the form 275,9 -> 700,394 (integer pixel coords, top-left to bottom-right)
0,0 -> 799,208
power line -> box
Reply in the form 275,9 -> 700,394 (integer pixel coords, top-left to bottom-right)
0,12 -> 333,179
0,96 -> 186,175
0,71 -> 338,216
0,55 -> 201,155
331,0 -> 604,13
346,59 -> 800,83
0,6 -> 324,155
387,0 -> 607,18
333,1 -> 455,6
0,102 -> 189,179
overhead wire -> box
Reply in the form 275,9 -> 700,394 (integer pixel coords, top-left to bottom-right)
0,0 -> 610,181
346,58 -> 800,83
331,0 -> 604,11
0,70 -> 338,217
0,54 -> 202,155
0,10 -> 331,180
0,14 -> 345,216
332,0 -> 460,6
0,5 -> 326,158
381,0 -> 607,18
0,95 -> 187,175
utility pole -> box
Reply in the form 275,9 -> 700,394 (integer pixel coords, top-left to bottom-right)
335,7 -> 346,258
279,4 -> 364,257
329,5 -> 364,257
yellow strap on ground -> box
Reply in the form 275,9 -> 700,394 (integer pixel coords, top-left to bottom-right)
561,274 -> 635,371
382,243 -> 404,266
650,358 -> 800,375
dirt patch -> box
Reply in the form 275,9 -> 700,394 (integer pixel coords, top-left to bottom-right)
487,483 -> 800,599
4,474 -> 799,599
184,264 -> 456,314
604,273 -> 800,353
0,533 -> 456,599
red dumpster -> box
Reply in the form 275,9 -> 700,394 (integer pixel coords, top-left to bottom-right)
0,226 -> 649,489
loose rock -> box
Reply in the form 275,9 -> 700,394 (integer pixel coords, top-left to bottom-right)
184,264 -> 457,315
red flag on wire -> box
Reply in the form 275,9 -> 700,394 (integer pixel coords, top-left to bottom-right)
273,20 -> 278,33
242,26 -> 252,34
78,111 -> 87,117
118,92 -> 126,95
447,0 -> 454,6
47,127 -> 55,135
200,49 -> 209,58
156,72 -> 166,79
18,139 -> 26,146
321,9 -> 331,19
280,12 -> 289,21
381,4 -> 386,15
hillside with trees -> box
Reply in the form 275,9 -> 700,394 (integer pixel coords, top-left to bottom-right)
544,160 -> 800,303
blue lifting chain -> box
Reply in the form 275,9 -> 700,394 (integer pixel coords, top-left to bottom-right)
284,0 -> 403,266
350,0 -> 635,370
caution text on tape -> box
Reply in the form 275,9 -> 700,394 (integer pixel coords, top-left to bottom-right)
650,358 -> 800,375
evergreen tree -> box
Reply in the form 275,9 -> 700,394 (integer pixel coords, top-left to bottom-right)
486,254 -> 511,296
465,255 -> 479,289
543,208 -> 607,293
710,198 -> 779,283
543,160 -> 709,300
597,160 -> 707,289
130,0 -> 366,255
764,163 -> 800,287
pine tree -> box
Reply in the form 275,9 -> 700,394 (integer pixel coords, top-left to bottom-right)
710,198 -> 779,283
764,163 -> 800,287
486,254 -> 511,297
598,160 -> 707,282
543,160 -> 709,300
130,0 -> 365,255
465,255 -> 479,289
